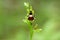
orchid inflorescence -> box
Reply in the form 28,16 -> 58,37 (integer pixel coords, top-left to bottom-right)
23,2 -> 42,40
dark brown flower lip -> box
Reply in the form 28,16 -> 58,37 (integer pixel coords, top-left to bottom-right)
28,17 -> 34,21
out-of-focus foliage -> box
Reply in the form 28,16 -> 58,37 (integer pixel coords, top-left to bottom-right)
0,0 -> 60,40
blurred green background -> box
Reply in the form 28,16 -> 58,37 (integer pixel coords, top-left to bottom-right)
0,0 -> 60,40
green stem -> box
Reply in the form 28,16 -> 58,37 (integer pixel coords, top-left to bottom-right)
28,22 -> 33,40
30,25 -> 33,40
